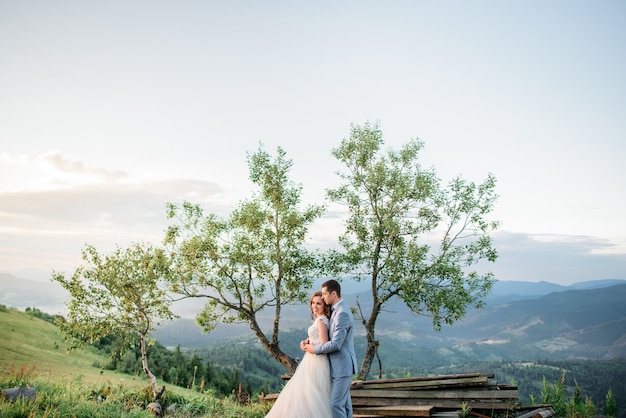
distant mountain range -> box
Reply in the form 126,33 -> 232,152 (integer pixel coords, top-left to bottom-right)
152,278 -> 626,362
2,271 -> 625,361
485,278 -> 626,303
382,282 -> 626,358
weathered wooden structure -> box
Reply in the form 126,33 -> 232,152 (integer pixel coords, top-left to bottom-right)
264,372 -> 554,418
351,373 -> 519,417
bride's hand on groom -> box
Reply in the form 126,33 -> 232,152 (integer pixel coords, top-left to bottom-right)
302,342 -> 315,354
299,339 -> 309,351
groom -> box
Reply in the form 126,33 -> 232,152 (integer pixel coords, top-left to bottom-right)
303,279 -> 358,418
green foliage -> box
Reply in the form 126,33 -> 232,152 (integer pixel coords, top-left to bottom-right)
605,388 -> 617,418
539,373 -> 567,415
164,145 -> 325,373
185,333 -> 303,394
51,242 -> 177,398
52,243 -> 175,352
113,341 -> 247,397
326,121 -> 500,378
100,329 -> 305,398
459,401 -> 472,418
24,307 -> 64,325
535,372 -> 599,418
86,312 -> 305,398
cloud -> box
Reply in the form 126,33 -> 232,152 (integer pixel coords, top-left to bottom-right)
0,174 -> 228,272
37,152 -> 128,181
0,179 -> 225,229
1,151 -> 129,192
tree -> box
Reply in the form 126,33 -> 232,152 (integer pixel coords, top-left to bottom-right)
164,145 -> 325,372
327,122 -> 500,379
52,243 -> 175,403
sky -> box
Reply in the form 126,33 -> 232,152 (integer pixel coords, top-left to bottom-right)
1,1 -> 625,287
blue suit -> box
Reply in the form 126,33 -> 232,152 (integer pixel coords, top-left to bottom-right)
314,299 -> 358,418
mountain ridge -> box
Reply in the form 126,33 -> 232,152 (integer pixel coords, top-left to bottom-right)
2,271 -> 625,361
153,282 -> 626,362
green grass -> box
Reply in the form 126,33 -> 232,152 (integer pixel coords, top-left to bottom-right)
0,306 -> 271,417
0,307 -> 113,383
0,369 -> 270,417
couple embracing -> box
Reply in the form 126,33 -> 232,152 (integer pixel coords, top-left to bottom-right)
265,279 -> 358,418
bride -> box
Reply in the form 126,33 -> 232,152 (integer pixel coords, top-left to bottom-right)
265,290 -> 332,417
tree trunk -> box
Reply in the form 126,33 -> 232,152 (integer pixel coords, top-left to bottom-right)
359,304 -> 382,380
140,332 -> 159,399
359,321 -> 377,379
249,318 -> 298,372
267,341 -> 299,372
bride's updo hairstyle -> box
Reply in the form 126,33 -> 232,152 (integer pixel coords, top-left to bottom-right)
310,290 -> 331,320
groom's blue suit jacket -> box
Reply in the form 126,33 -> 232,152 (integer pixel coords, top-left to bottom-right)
314,300 -> 358,378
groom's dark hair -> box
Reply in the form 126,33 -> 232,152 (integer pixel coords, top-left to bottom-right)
322,279 -> 341,297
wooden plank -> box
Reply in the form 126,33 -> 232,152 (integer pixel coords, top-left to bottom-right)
419,399 -> 520,410
468,411 -> 491,418
352,374 -> 491,387
352,373 -> 490,386
351,397 -> 519,410
351,388 -> 520,401
434,399 -> 520,410
515,404 -> 553,411
352,375 -> 491,391
431,412 -> 461,418
263,393 -> 279,402
353,405 -> 433,417
516,407 -> 555,418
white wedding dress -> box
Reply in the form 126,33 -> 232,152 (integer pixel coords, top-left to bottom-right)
265,316 -> 332,417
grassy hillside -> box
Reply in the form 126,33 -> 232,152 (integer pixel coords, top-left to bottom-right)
0,306 -> 113,383
0,305 -> 161,391
0,306 -> 269,417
